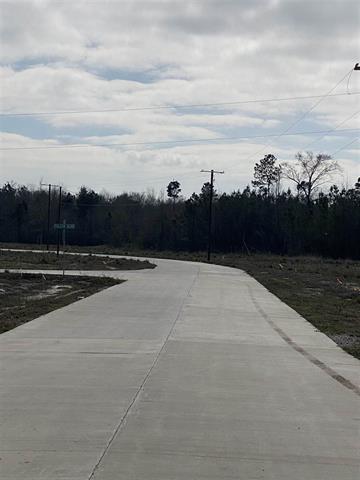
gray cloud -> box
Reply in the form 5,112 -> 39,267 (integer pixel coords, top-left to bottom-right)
0,0 -> 359,193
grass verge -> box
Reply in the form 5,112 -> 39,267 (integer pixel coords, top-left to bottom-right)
0,272 -> 123,334
0,249 -> 155,271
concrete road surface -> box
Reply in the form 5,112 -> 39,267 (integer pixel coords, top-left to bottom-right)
1,258 -> 359,479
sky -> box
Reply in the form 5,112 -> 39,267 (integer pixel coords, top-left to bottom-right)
0,0 -> 359,197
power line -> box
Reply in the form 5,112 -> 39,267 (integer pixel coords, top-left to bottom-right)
302,109 -> 360,150
331,137 -> 359,157
346,61 -> 360,94
0,91 -> 359,117
64,171 -> 200,191
237,67 -> 356,164
1,127 -> 358,151
279,68 -> 354,133
347,69 -> 355,94
53,172 -> 202,199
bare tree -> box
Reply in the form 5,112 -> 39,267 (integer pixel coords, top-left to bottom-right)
282,151 -> 341,205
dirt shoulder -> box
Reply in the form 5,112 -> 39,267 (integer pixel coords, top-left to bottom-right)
0,248 -> 154,335
0,272 -> 123,334
0,249 -> 156,271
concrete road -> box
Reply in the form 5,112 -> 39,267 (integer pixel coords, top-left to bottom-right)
1,258 -> 359,479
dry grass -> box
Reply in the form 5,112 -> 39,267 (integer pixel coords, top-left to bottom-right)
0,272 -> 123,334
0,249 -> 155,271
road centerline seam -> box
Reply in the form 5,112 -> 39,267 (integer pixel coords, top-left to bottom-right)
87,265 -> 200,479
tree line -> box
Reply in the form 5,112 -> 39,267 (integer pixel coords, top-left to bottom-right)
1,152 -> 359,259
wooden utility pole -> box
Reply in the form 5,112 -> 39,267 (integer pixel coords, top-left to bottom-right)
56,186 -> 62,257
40,183 -> 52,250
41,183 -> 60,250
201,169 -> 224,262
46,184 -> 51,250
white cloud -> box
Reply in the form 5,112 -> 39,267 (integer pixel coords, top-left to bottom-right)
0,0 -> 359,193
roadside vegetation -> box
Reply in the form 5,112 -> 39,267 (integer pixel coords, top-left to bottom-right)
0,272 -> 123,334
1,162 -> 359,260
0,249 -> 155,271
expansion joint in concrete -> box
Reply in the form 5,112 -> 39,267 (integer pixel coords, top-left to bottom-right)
87,266 -> 200,479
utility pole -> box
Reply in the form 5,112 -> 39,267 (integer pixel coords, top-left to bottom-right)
201,169 -> 224,262
56,186 -> 62,257
41,183 -> 60,250
40,183 -> 52,250
47,184 -> 51,250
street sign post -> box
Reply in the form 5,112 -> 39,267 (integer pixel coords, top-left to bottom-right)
53,221 -> 75,250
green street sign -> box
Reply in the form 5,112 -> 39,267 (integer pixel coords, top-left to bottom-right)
54,223 -> 75,230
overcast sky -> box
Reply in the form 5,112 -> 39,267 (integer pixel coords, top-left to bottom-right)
0,0 -> 359,196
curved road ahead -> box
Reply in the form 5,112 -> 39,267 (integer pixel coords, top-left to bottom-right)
1,258 -> 359,479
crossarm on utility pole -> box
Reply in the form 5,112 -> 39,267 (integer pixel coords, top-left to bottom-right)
200,169 -> 224,262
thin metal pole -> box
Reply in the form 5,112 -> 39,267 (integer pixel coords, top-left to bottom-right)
46,184 -> 51,250
63,219 -> 66,250
56,186 -> 62,257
